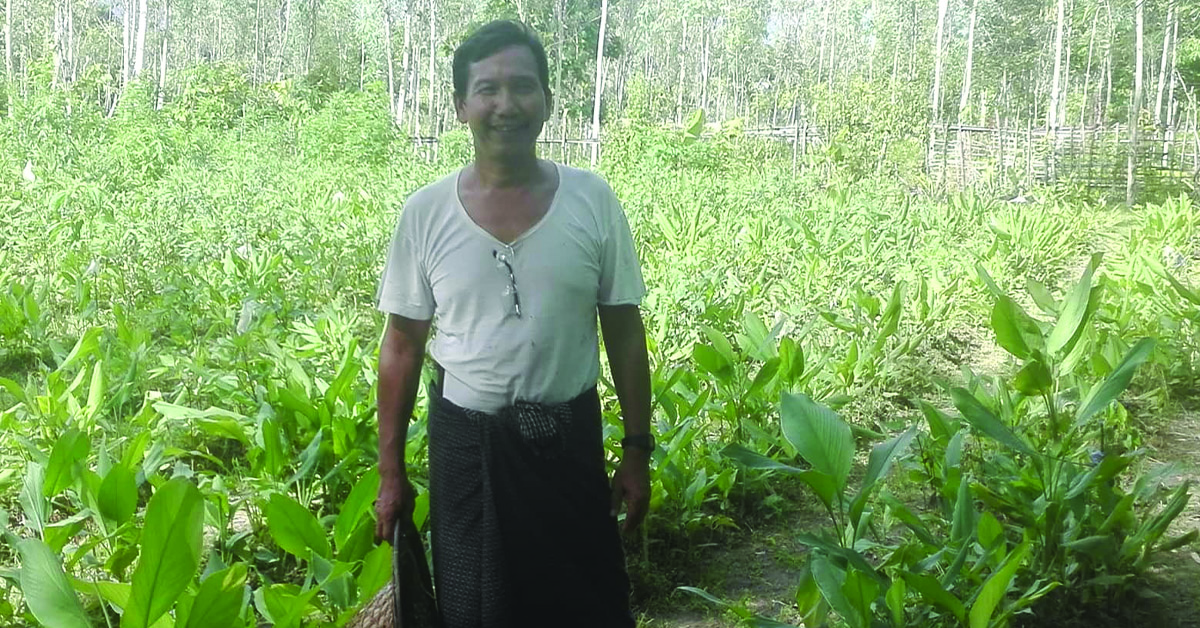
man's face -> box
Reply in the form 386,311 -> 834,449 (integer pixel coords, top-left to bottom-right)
455,45 -> 552,156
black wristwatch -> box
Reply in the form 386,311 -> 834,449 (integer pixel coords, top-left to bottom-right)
620,433 -> 656,454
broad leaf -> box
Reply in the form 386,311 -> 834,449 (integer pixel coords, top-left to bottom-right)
1075,338 -> 1156,426
721,444 -> 805,474
969,540 -> 1032,628
1047,254 -> 1101,355
990,297 -> 1039,359
124,478 -> 205,628
1013,360 -> 1053,396
951,388 -> 1034,457
903,572 -> 966,624
44,429 -> 90,498
780,393 -> 853,492
18,538 -> 92,628
182,564 -> 247,628
811,556 -> 862,628
267,493 -> 331,560
98,465 -> 137,525
334,469 -> 380,550
849,426 -> 917,529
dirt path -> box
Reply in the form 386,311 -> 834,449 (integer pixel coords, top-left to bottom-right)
1141,411 -> 1200,628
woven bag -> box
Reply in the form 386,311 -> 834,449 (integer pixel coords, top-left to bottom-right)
345,519 -> 440,628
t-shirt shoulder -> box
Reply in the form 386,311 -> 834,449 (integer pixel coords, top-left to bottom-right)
397,169 -> 460,224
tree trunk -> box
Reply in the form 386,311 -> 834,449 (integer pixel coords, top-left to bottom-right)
818,0 -> 833,84
553,0 -> 563,136
1103,4 -> 1113,123
67,0 -> 75,82
427,0 -> 435,137
1154,2 -> 1173,127
1166,10 -> 1179,128
1047,0 -> 1066,128
383,2 -> 395,117
304,0 -> 319,73
277,0 -> 293,80
675,18 -> 686,123
398,9 -> 410,127
1081,8 -> 1097,127
133,0 -> 148,78
157,0 -> 170,109
53,2 -> 63,87
699,25 -> 710,112
123,0 -> 133,85
411,20 -> 420,138
590,0 -> 609,167
930,0 -> 949,124
4,0 -> 10,115
254,0 -> 262,82
1128,0 -> 1143,205
958,0 -> 978,124
1059,0 -> 1072,128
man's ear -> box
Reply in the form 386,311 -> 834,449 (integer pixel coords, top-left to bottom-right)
454,93 -> 467,123
544,92 -> 554,122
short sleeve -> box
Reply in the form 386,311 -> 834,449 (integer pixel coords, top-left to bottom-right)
377,205 -> 436,319
598,187 -> 646,306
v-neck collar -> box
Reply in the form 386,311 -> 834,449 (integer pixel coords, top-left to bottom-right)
453,161 -> 563,247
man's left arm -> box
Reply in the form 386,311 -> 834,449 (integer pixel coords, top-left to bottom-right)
599,303 -> 652,534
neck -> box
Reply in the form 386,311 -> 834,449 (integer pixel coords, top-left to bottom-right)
473,149 -> 541,188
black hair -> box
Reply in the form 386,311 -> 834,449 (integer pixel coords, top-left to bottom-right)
452,20 -> 551,100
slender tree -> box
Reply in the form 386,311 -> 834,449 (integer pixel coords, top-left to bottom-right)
591,0 -> 609,166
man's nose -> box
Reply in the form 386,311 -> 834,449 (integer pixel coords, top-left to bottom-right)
495,87 -> 517,113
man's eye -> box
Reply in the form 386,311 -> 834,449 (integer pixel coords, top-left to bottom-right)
477,86 -> 497,95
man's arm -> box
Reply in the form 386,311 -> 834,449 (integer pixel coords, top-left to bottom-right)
598,304 -> 652,533
375,313 -> 432,542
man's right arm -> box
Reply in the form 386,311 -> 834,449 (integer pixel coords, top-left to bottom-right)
375,312 -> 432,542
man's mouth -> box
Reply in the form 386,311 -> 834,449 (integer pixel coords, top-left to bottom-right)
492,123 -> 527,133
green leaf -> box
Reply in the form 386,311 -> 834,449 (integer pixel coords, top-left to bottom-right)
19,462 -> 47,535
797,471 -> 839,512
334,469 -> 380,551
182,563 -> 247,628
990,297 -> 1039,359
849,426 -> 917,529
678,586 -> 731,609
124,478 -> 205,628
810,556 -> 861,628
969,540 -> 1031,628
796,564 -> 830,628
841,568 -> 878,628
17,538 -> 92,628
886,577 -> 906,627
1013,360 -> 1053,396
1025,278 -> 1059,315
951,473 -> 975,545
692,343 -> 733,380
85,361 -> 106,420
1047,254 -> 1101,355
701,325 -> 737,365
978,512 -> 1003,549
1075,338 -> 1156,427
919,401 -> 957,443
720,444 -> 805,474
1163,269 -> 1200,306
747,358 -> 780,397
358,543 -> 392,601
267,493 -> 331,560
903,572 -> 966,624
56,328 -> 102,373
44,429 -> 90,498
98,465 -> 137,525
780,393 -> 853,492
951,388 -> 1034,457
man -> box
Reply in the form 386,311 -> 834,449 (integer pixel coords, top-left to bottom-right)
373,19 -> 653,628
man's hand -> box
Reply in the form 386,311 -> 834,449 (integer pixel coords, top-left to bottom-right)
609,452 -> 651,533
375,472 -> 416,542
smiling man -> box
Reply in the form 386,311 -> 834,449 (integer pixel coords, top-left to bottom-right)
373,20 -> 652,628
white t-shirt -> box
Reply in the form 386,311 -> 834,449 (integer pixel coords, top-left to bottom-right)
377,162 -> 646,413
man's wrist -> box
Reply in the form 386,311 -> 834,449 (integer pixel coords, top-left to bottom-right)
620,432 -> 655,454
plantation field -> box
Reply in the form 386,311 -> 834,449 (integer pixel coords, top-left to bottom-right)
3,91 -> 1200,627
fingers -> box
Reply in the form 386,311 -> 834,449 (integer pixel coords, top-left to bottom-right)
622,488 -> 649,533
609,479 -> 624,519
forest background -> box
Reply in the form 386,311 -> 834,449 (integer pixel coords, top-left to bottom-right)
3,0 -> 1200,627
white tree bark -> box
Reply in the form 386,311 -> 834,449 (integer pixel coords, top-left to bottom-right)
1154,2 -> 1173,127
957,0 -> 977,123
427,0 -> 435,137
1128,0 -> 1144,205
590,0 -> 609,167
398,9 -> 410,127
1166,12 -> 1179,128
930,0 -> 949,124
157,0 -> 169,109
278,0 -> 293,80
1047,0 -> 1066,128
383,2 -> 395,117
53,2 -> 64,87
4,0 -> 11,115
133,0 -> 148,78
1080,8 -> 1097,127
